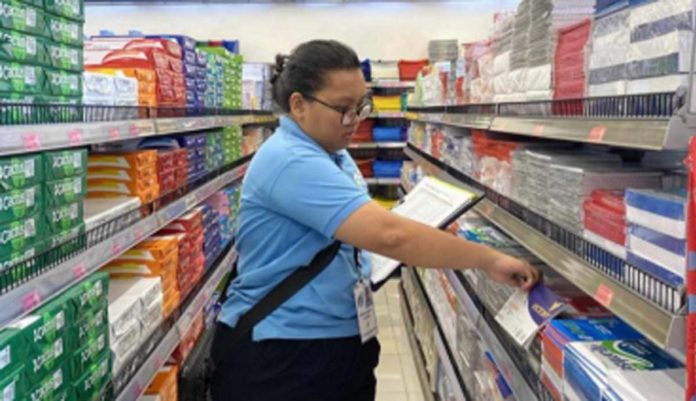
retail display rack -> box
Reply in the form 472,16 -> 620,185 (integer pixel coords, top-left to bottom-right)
401,89 -> 696,400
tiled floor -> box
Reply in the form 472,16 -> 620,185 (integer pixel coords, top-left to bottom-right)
374,279 -> 426,401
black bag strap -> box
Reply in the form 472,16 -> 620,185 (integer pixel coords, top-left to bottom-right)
218,240 -> 343,351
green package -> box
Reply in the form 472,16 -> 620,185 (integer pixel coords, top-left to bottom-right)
70,332 -> 108,378
0,245 -> 41,292
43,149 -> 87,180
0,29 -> 47,65
70,303 -> 108,350
0,2 -> 46,36
0,185 -> 43,224
45,15 -> 82,47
40,95 -> 82,124
72,355 -> 110,401
44,202 -> 82,235
44,0 -> 84,22
41,223 -> 83,259
0,328 -> 26,381
0,62 -> 44,94
0,213 -> 43,259
9,299 -> 69,349
0,153 -> 43,191
44,69 -> 82,97
27,364 -> 71,401
43,176 -> 86,208
44,42 -> 83,73
63,272 -> 108,317
27,336 -> 68,381
0,365 -> 26,401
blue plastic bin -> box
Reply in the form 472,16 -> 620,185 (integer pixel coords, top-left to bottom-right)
373,160 -> 403,178
373,126 -> 404,142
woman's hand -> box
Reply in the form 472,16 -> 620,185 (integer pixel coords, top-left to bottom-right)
482,251 -> 541,290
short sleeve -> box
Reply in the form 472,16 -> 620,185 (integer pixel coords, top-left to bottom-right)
266,155 -> 371,238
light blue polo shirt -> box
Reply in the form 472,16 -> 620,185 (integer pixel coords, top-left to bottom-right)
219,116 -> 372,340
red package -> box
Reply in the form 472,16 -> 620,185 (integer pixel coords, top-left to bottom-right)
157,150 -> 176,173
170,57 -> 184,74
96,49 -> 171,71
124,38 -> 183,59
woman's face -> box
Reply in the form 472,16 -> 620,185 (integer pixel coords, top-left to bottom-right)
290,68 -> 368,153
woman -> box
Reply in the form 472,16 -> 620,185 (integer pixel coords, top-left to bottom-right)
211,40 -> 539,401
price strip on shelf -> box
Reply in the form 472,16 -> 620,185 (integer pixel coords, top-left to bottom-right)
73,262 -> 87,279
129,123 -> 140,137
107,127 -> 121,140
133,226 -> 145,243
111,238 -> 125,257
22,133 -> 42,151
152,354 -> 163,370
532,124 -> 545,136
595,284 -> 615,307
22,290 -> 42,312
68,128 -> 83,145
588,126 -> 607,143
131,383 -> 144,399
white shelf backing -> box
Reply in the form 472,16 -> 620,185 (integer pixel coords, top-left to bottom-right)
444,269 -> 539,401
0,115 -> 276,157
403,144 -> 686,355
115,248 -> 237,401
0,160 -> 250,328
409,112 -> 694,151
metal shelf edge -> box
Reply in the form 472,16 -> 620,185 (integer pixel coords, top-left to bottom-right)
474,198 -> 685,355
399,284 -> 437,401
0,160 -> 250,328
115,248 -> 238,401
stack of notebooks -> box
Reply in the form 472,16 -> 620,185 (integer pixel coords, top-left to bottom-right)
1,272 -> 111,401
177,134 -> 207,183
87,150 -> 160,204
107,276 -> 163,374
554,19 -> 592,105
222,126 -> 243,164
199,204 -> 223,270
158,209 -> 205,300
588,7 -> 631,96
206,130 -> 225,173
626,188 -> 687,288
583,190 -> 628,259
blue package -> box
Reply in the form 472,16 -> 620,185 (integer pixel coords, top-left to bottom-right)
629,225 -> 685,257
625,189 -> 686,222
361,59 -> 371,82
627,251 -> 684,287
564,351 -> 601,401
184,50 -> 197,65
548,317 -> 643,344
631,11 -> 692,43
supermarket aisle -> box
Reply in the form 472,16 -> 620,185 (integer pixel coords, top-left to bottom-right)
375,279 -> 426,401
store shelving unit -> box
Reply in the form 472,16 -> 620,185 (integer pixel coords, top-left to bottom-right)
364,177 -> 401,185
348,141 -> 406,149
368,81 -> 416,89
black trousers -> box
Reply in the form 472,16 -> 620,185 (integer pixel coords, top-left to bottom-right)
210,323 -> 381,401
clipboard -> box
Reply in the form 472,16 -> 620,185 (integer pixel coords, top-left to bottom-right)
370,176 -> 485,291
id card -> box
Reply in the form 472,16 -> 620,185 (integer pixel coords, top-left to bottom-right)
354,279 -> 378,343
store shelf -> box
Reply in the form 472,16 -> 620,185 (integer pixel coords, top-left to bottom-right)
408,94 -> 694,151
400,283 -> 437,401
368,112 -> 409,119
0,155 -> 251,328
364,177 -> 401,185
368,81 -> 415,89
444,270 -> 540,401
403,143 -> 686,356
0,114 -> 276,157
84,197 -> 142,231
114,247 -> 238,401
348,141 -> 407,149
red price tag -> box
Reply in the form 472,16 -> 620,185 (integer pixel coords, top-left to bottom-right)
132,383 -> 143,398
22,133 -> 42,151
108,127 -> 121,140
111,240 -> 124,257
532,124 -> 545,136
133,227 -> 144,242
595,284 -> 615,307
73,262 -> 87,279
22,290 -> 42,312
68,129 -> 83,145
129,123 -> 139,137
152,355 -> 162,369
589,126 -> 607,143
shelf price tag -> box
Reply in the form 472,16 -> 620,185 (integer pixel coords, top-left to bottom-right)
68,129 -> 83,145
589,126 -> 607,143
532,124 -> 545,136
111,239 -> 125,257
22,133 -> 42,151
107,127 -> 121,140
133,226 -> 145,242
595,284 -> 615,307
22,290 -> 42,312
131,383 -> 144,398
129,123 -> 140,137
73,262 -> 87,279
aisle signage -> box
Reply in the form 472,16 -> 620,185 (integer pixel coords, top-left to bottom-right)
370,176 -> 480,286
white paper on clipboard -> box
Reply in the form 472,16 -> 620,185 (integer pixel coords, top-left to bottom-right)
369,176 -> 478,286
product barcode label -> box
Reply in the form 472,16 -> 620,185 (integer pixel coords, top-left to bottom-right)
2,382 -> 15,401
24,159 -> 34,178
69,77 -> 78,91
0,346 -> 10,370
69,203 -> 78,219
70,50 -> 78,66
24,67 -> 36,86
26,37 -> 36,56
73,178 -> 82,194
97,335 -> 105,350
26,9 -> 36,27
53,369 -> 62,389
54,339 -> 63,358
73,152 -> 81,168
56,311 -> 65,330
25,187 -> 34,207
24,219 -> 35,237
69,25 -> 78,40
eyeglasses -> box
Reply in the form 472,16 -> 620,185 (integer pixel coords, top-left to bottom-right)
303,94 -> 373,126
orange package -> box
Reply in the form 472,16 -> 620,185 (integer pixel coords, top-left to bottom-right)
162,288 -> 181,318
146,365 -> 179,401
89,150 -> 158,170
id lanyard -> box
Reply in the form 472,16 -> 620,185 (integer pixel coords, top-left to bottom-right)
352,246 -> 378,343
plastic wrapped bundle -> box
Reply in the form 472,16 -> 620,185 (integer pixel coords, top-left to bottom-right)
428,39 -> 459,61
626,0 -> 693,94
554,19 -> 592,115
588,8 -> 631,96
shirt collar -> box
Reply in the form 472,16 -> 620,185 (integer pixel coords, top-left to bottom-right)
279,115 -> 344,163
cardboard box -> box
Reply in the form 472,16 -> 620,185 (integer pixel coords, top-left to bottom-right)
9,299 -> 69,350
70,303 -> 109,350
0,62 -> 45,94
63,272 -> 109,316
70,332 -> 109,377
44,69 -> 82,97
72,355 -> 111,401
27,336 -> 68,381
108,277 -> 162,314
43,149 -> 88,180
0,213 -> 44,259
0,365 -> 27,401
88,151 -> 158,170
44,201 -> 82,235
43,42 -> 83,73
0,2 -> 46,36
87,166 -> 158,183
0,185 -> 43,225
145,365 -> 178,399
27,363 -> 71,401
0,153 -> 43,192
0,29 -> 46,66
0,328 -> 26,381
44,0 -> 84,22
44,176 -> 86,208
45,14 -> 83,47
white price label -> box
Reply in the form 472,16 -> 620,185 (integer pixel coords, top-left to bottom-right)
73,178 -> 82,194
24,159 -> 34,179
73,152 -> 81,169
26,9 -> 36,27
56,311 -> 65,330
2,382 -> 15,401
53,369 -> 62,389
25,187 -> 34,207
53,339 -> 63,358
0,346 -> 10,370
24,67 -> 36,86
24,219 -> 35,237
26,37 -> 36,56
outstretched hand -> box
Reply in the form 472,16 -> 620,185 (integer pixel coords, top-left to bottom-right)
483,252 -> 541,290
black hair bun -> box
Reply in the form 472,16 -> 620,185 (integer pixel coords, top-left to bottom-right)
271,54 -> 289,84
